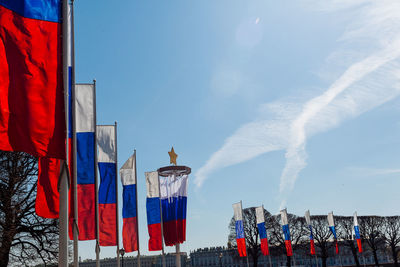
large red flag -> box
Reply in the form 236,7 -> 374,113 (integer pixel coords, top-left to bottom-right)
0,0 -> 65,159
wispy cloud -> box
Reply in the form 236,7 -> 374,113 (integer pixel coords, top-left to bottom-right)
195,0 -> 400,207
347,167 -> 400,177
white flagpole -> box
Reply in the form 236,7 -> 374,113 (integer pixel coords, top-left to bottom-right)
59,0 -> 70,266
115,122 -> 120,267
157,174 -> 167,267
71,0 -> 79,266
134,150 -> 141,267
93,80 -> 100,267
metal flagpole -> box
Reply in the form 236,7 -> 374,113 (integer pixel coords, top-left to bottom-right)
59,0 -> 70,266
93,80 -> 100,267
71,0 -> 79,266
240,201 -> 250,267
157,173 -> 166,267
115,122 -> 120,267
134,150 -> 141,267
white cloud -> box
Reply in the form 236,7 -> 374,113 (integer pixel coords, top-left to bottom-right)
195,0 -> 400,207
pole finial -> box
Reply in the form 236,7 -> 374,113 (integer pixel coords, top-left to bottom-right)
168,147 -> 178,165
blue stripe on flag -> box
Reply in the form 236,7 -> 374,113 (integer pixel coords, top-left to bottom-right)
329,226 -> 337,239
257,222 -> 267,239
122,184 -> 137,218
146,197 -> 161,225
354,226 -> 361,239
0,0 -> 61,22
282,224 -> 291,241
235,220 -> 245,239
98,162 -> 116,204
309,225 -> 314,240
77,132 -> 95,184
161,196 -> 187,222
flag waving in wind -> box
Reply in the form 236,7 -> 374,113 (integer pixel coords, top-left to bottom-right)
232,202 -> 247,257
255,206 -> 270,256
145,171 -> 162,251
305,210 -> 316,255
0,0 -> 65,159
353,212 -> 362,253
328,212 -> 339,254
280,209 -> 293,256
120,152 -> 139,252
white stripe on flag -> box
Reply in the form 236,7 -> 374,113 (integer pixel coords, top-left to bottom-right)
232,202 -> 243,221
280,209 -> 288,225
328,212 -> 335,227
305,210 -> 311,225
97,125 -> 116,163
120,152 -> 135,185
353,212 -> 359,227
145,171 -> 159,198
75,84 -> 95,133
256,206 -> 264,224
160,175 -> 188,200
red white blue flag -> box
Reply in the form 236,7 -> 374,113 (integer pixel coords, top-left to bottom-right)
305,210 -> 316,255
280,209 -> 293,256
353,212 -> 362,253
0,0 -> 65,159
328,212 -> 339,254
256,206 -> 270,256
120,152 -> 139,252
97,125 -> 118,246
145,171 -> 162,251
233,202 -> 247,257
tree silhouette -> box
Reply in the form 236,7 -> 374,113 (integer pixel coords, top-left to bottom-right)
383,216 -> 400,266
0,151 -> 59,267
359,216 -> 385,267
336,216 -> 361,267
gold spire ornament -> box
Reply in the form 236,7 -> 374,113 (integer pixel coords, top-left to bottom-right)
168,147 -> 178,165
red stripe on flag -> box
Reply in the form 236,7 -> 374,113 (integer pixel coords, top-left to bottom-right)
285,240 -> 293,256
99,203 -> 117,246
0,5 -> 65,159
35,157 -> 61,218
148,223 -> 162,251
335,240 -> 339,254
236,238 -> 247,257
261,238 -> 269,256
77,184 -> 95,240
310,239 -> 316,255
123,217 -> 138,252
357,239 -> 362,253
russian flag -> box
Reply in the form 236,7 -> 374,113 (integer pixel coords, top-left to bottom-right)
120,152 -> 139,252
159,174 -> 188,246
305,210 -> 316,255
353,212 -> 362,253
280,209 -> 293,256
256,206 -> 269,256
232,202 -> 247,257
71,83 -> 96,240
97,125 -> 117,246
0,0 -> 65,159
145,171 -> 162,251
328,212 -> 339,254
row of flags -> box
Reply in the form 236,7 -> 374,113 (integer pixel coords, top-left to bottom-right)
0,1 -> 189,265
232,204 -> 363,258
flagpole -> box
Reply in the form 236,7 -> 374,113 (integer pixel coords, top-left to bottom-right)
115,122 -> 120,267
157,173 -> 166,267
93,79 -> 100,267
134,150 -> 141,267
59,0 -> 70,266
70,0 -> 79,266
240,201 -> 250,267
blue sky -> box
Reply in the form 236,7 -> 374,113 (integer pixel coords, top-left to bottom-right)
74,0 -> 400,261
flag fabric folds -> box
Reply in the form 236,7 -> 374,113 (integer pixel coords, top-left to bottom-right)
159,174 -> 188,246
145,171 -> 162,251
232,202 -> 247,257
255,206 -> 269,256
353,212 -> 362,253
97,125 -> 117,246
72,84 -> 96,240
120,152 -> 138,252
305,210 -> 316,255
328,212 -> 339,254
0,0 -> 65,159
280,209 -> 293,256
